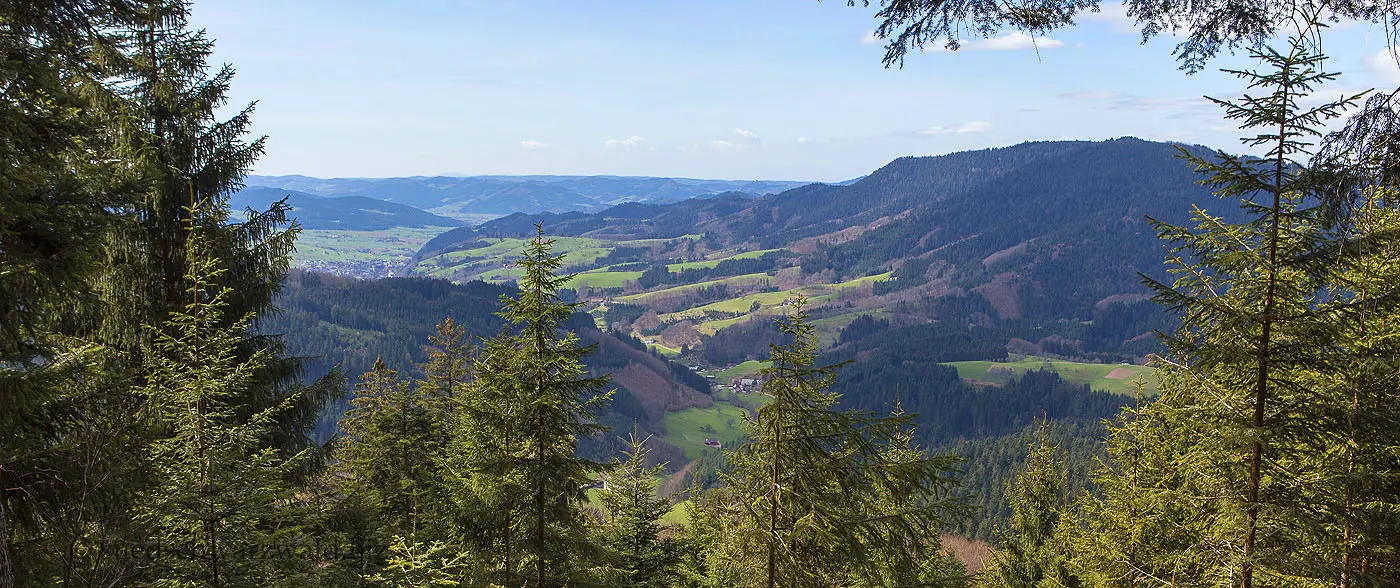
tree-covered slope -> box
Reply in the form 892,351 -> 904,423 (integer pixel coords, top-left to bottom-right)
408,138 -> 1240,361
263,271 -> 711,442
243,174 -> 807,217
232,186 -> 461,230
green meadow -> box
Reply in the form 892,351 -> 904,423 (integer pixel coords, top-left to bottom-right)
660,401 -> 749,460
293,226 -> 453,265
947,356 -> 1158,396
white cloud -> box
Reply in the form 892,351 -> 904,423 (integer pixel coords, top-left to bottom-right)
604,135 -> 645,149
1366,46 -> 1400,84
711,128 -> 762,151
519,139 -> 550,150
916,121 -> 993,135
923,31 -> 1064,53
797,136 -> 811,144
981,31 -> 1064,51
860,30 -> 880,45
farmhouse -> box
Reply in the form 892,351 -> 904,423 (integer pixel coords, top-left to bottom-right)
732,377 -> 761,394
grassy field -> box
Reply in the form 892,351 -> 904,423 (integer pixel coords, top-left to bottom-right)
293,226 -> 454,265
570,269 -> 643,289
695,313 -> 762,336
651,343 -> 681,357
663,272 -> 892,325
619,273 -> 774,305
809,310 -> 890,347
416,236 -> 615,282
714,360 -> 770,380
660,500 -> 692,526
660,402 -> 749,460
948,356 -> 1158,396
473,267 -> 526,282
665,248 -> 781,272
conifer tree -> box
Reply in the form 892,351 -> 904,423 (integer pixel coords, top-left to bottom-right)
863,407 -> 972,588
597,434 -> 682,588
137,222 -> 311,586
502,225 -> 613,587
979,424 -> 1080,588
1308,179 -> 1400,583
446,225 -> 611,587
673,484 -> 747,588
97,0 -> 338,456
365,536 -> 475,588
1071,13 -> 1400,587
0,4 -> 139,582
337,358 -> 445,546
446,330 -> 528,584
721,297 -> 964,588
1069,379 -> 1220,587
418,317 -> 473,436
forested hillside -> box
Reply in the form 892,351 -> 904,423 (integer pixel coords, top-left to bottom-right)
7,1 -> 1400,587
407,138 -> 1233,370
244,174 -> 808,218
232,187 -> 462,230
265,271 -> 713,459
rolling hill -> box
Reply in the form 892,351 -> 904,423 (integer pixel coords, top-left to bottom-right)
232,186 -> 461,230
407,137 -> 1239,362
264,271 -> 714,463
243,174 -> 812,219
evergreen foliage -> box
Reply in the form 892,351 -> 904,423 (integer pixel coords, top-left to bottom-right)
597,435 -> 684,588
446,328 -> 530,585
718,299 -> 965,588
137,223 -> 312,587
336,358 -> 446,545
505,226 -> 615,587
1071,15 -> 1400,587
11,2 -> 1400,586
977,424 -> 1081,588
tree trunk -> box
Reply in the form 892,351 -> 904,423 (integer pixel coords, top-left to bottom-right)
536,311 -> 547,588
0,492 -> 14,588
766,373 -> 784,588
1242,70 -> 1291,588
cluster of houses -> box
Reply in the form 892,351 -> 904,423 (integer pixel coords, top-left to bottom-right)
730,377 -> 761,394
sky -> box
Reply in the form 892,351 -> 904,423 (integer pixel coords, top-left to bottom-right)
189,0 -> 1400,182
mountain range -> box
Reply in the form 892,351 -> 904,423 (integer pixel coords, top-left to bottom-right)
231,186 -> 462,231
408,137 -> 1236,360
241,174 -> 813,220
268,137 -> 1244,540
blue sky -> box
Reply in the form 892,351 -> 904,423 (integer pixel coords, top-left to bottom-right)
190,0 -> 1398,182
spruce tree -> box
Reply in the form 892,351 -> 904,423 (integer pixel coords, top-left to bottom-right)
446,329 -> 529,584
1071,13 -> 1400,587
445,226 -> 611,587
597,434 -> 682,588
979,424 -> 1080,588
503,225 -> 613,587
337,358 -> 445,547
137,223 -> 311,586
98,0 -> 338,456
365,536 -> 475,588
417,317 -> 473,437
1308,176 -> 1400,582
0,3 -> 138,582
1069,379 -> 1221,587
720,298 -> 964,588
